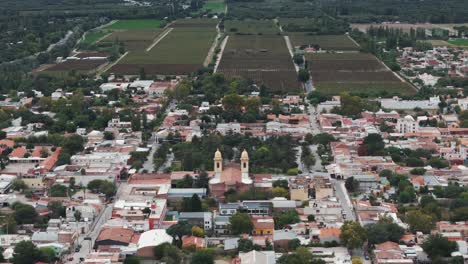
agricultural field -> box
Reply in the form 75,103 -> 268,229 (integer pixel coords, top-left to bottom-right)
100,29 -> 163,51
109,19 -> 218,75
81,31 -> 108,45
40,59 -> 107,76
201,0 -> 225,14
307,53 -> 415,96
217,35 -> 300,93
288,34 -> 359,51
224,19 -> 279,35
448,38 -> 468,46
104,19 -> 164,30
280,17 -> 348,35
226,0 -> 321,19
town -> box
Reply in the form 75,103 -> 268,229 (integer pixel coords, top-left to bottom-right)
1,0 -> 468,264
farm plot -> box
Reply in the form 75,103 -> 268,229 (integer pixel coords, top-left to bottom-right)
307,53 -> 415,96
41,59 -> 107,76
109,20 -> 218,75
104,19 -> 163,30
224,19 -> 279,35
217,35 -> 300,93
288,34 -> 359,51
201,0 -> 225,14
100,29 -> 163,51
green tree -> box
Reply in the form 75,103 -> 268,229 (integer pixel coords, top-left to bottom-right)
153,243 -> 181,263
167,221 -> 192,242
272,187 -> 289,198
340,221 -> 367,249
365,218 -> 405,245
238,238 -> 254,252
74,210 -> 82,222
362,134 -> 385,156
298,69 -> 310,83
12,203 -> 38,225
11,241 -> 44,264
124,256 -> 141,264
422,234 -> 457,259
406,210 -> 434,234
229,212 -> 254,235
40,247 -> 56,263
11,179 -> 27,192
345,177 -> 359,192
49,184 -> 68,197
274,210 -> 300,229
191,250 -> 214,264
48,201 -> 65,218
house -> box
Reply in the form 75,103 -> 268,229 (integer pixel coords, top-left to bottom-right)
178,212 -> 213,231
31,231 -> 58,244
216,123 -> 241,135
214,215 -> 230,235
94,227 -> 136,249
251,216 -> 274,236
319,227 -> 341,244
373,241 -> 413,264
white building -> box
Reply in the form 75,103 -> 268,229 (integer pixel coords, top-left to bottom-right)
396,115 -> 419,133
216,123 -> 241,135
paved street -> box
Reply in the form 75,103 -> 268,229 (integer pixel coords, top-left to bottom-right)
333,179 -> 356,221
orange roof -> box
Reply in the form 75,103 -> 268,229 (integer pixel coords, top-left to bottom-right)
40,147 -> 61,171
319,227 -> 341,238
252,216 -> 274,230
0,139 -> 14,148
411,176 -> 424,186
10,147 -> 27,158
182,236 -> 205,248
31,146 -> 44,158
375,241 -> 400,251
96,227 -> 135,244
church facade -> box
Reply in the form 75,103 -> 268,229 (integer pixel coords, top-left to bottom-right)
209,149 -> 253,199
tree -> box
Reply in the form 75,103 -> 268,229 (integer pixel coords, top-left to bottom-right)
229,212 -> 254,235
422,234 -> 457,259
103,131 -> 115,140
406,210 -> 434,234
40,247 -> 56,263
273,179 -> 289,189
11,241 -> 44,264
48,201 -> 65,218
191,226 -> 205,237
153,243 -> 181,263
288,238 -> 301,251
272,187 -> 289,198
13,203 -> 38,225
11,179 -> 27,192
274,210 -> 300,229
49,184 -> 68,197
191,250 -> 214,264
352,257 -> 363,264
345,177 -> 359,193
298,69 -> 310,83
181,194 -> 202,212
365,218 -> 405,245
69,177 -> 76,189
361,134 -> 385,156
124,256 -> 141,264
307,215 -> 315,222
167,221 -> 192,242
340,221 -> 367,249
238,238 -> 254,252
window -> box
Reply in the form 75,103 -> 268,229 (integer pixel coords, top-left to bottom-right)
217,162 -> 220,169
243,162 -> 246,169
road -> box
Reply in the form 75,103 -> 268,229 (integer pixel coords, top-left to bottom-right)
333,179 -> 356,221
141,133 -> 159,173
67,183 -> 126,263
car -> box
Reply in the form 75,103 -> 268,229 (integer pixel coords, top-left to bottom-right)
80,257 -> 85,261
364,255 -> 370,260
68,257 -> 74,261
75,247 -> 80,252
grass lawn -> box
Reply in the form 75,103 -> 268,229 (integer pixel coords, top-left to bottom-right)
104,19 -> 163,30
448,38 -> 468,46
202,0 -> 225,14
81,31 -> 107,45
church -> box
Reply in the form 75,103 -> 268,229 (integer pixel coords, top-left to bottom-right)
209,149 -> 253,199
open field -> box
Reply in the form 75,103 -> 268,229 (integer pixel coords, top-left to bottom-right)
109,19 -> 218,75
104,19 -> 163,30
217,35 -> 300,93
224,19 -> 279,35
202,0 -> 225,14
40,59 -> 107,77
307,53 -> 415,96
288,34 -> 359,51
